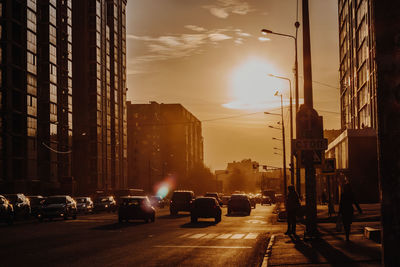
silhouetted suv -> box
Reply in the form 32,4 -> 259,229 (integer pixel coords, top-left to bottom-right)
191,197 -> 222,223
169,190 -> 195,215
227,194 -> 251,215
0,195 -> 14,225
118,196 -> 155,223
39,195 -> 77,221
27,195 -> 45,218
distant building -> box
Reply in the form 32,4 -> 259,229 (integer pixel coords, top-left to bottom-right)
0,0 -> 73,194
127,102 -> 204,193
72,0 -> 128,194
224,159 -> 260,193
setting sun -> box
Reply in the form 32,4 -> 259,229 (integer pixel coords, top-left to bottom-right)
223,58 -> 288,111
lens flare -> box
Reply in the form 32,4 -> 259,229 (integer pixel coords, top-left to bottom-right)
153,175 -> 176,199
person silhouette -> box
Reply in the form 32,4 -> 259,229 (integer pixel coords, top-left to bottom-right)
339,181 -> 362,241
285,185 -> 300,235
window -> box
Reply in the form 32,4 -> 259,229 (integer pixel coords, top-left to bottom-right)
27,117 -> 37,137
27,9 -> 36,32
50,64 -> 57,83
27,95 -> 37,116
358,85 -> 368,110
357,64 -> 367,89
49,25 -> 56,44
49,44 -> 57,64
27,74 -> 37,95
27,30 -> 36,53
49,5 -> 57,26
27,51 -> 36,74
50,83 -> 57,103
50,103 -> 57,122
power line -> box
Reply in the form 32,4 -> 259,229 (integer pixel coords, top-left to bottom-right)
42,142 -> 72,154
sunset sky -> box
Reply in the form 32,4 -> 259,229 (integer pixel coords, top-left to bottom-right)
126,0 -> 340,171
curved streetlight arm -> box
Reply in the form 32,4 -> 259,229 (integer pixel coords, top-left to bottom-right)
261,29 -> 296,41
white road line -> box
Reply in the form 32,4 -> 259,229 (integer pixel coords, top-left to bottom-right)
153,245 -> 252,249
244,233 -> 258,239
179,233 -> 192,238
189,233 -> 207,239
201,233 -> 219,239
216,234 -> 233,239
230,234 -> 245,239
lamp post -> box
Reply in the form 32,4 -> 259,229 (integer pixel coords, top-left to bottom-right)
262,23 -> 301,196
269,74 -> 294,186
265,91 -> 287,198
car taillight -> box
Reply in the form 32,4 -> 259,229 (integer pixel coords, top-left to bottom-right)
170,200 -> 173,203
214,205 -> 217,209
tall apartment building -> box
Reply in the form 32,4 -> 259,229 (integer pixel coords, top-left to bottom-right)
338,0 -> 376,130
127,102 -> 204,193
325,0 -> 379,203
72,0 -> 127,194
0,0 -> 73,194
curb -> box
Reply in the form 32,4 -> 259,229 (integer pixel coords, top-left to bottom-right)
261,234 -> 276,267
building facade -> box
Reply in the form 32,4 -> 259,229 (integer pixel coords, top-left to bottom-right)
0,0 -> 72,194
127,102 -> 204,194
72,0 -> 127,194
338,0 -> 376,130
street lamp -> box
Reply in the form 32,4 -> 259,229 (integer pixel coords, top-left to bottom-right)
262,23 -> 301,196
265,91 -> 287,199
269,74 -> 294,186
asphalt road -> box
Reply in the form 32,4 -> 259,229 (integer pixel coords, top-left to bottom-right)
0,204 -> 284,267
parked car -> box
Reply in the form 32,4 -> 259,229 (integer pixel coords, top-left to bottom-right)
274,194 -> 285,203
221,195 -> 230,206
4,194 -> 31,219
204,192 -> 223,206
227,194 -> 251,215
191,197 -> 222,223
263,190 -> 276,203
150,196 -> 165,208
118,196 -> 155,223
169,190 -> 195,215
0,195 -> 14,225
261,195 -> 272,205
27,195 -> 45,218
93,196 -> 117,212
75,197 -> 94,214
39,195 -> 77,221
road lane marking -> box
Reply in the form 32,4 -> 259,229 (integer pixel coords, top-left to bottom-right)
179,233 -> 192,238
216,234 -> 232,239
230,234 -> 245,239
244,233 -> 258,239
201,234 -> 219,239
189,234 -> 207,239
153,245 -> 252,249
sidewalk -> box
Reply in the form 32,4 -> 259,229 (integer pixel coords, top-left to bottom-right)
263,203 -> 382,266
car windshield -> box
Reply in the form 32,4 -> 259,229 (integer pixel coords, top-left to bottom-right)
45,197 -> 66,204
76,198 -> 87,203
195,198 -> 214,208
30,198 -> 44,205
5,195 -> 17,203
122,198 -> 141,205
205,193 -> 218,198
172,193 -> 192,201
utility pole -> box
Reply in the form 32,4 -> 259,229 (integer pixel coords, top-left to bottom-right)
294,21 -> 301,198
374,1 -> 400,265
296,0 -> 325,238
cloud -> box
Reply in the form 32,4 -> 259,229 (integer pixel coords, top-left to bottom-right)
235,29 -> 251,37
203,0 -> 254,19
209,7 -> 229,19
184,25 -> 207,32
208,33 -> 232,42
258,37 -> 270,42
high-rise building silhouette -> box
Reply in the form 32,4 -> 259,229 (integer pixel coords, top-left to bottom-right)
0,0 -> 73,194
72,0 -> 127,194
127,102 -> 204,193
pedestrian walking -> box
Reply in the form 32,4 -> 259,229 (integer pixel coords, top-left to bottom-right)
285,185 -> 300,235
338,181 -> 362,241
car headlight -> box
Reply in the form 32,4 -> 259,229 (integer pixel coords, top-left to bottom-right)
105,205 -> 108,208
82,204 -> 86,208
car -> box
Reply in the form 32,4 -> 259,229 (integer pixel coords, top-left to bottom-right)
27,195 -> 45,217
75,197 -> 94,214
118,196 -> 155,223
93,196 -> 117,212
248,195 -> 256,209
0,195 -> 14,225
261,195 -> 272,205
169,190 -> 195,215
190,197 -> 222,223
4,194 -> 31,219
262,190 -> 276,203
227,194 -> 251,215
150,196 -> 165,208
275,194 -> 285,203
39,195 -> 77,221
204,192 -> 223,206
221,195 -> 230,206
